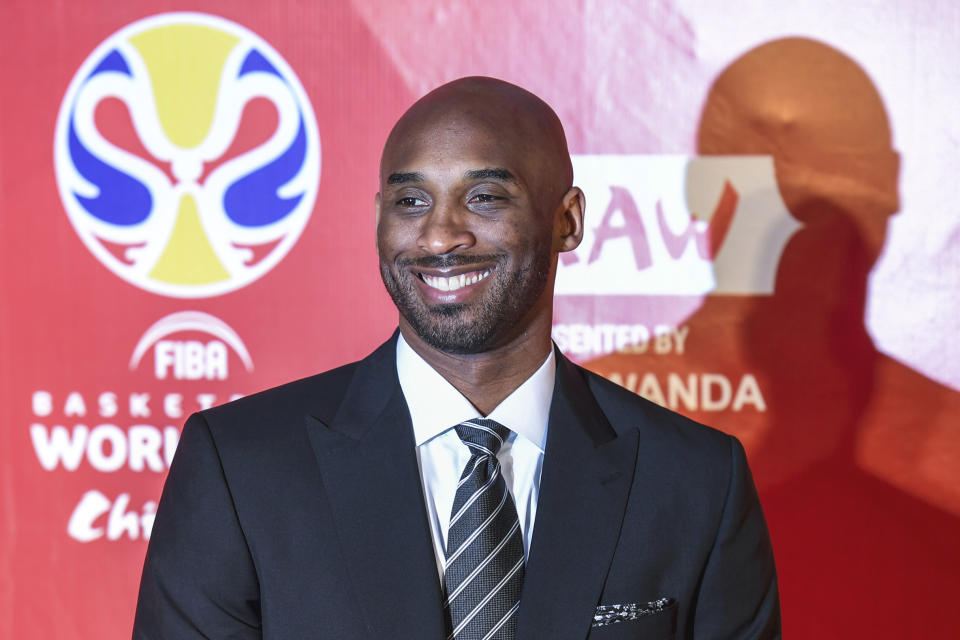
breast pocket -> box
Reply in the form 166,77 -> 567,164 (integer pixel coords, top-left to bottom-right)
587,598 -> 677,639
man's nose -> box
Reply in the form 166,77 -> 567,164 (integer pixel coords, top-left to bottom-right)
417,204 -> 475,255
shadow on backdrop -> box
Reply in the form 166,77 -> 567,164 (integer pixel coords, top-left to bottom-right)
586,37 -> 960,637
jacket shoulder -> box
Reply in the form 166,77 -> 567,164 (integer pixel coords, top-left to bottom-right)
199,359 -> 360,439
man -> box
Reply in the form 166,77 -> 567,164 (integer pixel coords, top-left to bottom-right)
134,77 -> 780,639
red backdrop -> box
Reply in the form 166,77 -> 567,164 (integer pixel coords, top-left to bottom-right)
2,1 -> 958,637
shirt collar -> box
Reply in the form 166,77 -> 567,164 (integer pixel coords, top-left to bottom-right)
396,333 -> 554,453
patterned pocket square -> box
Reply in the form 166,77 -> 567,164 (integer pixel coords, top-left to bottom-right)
592,597 -> 676,627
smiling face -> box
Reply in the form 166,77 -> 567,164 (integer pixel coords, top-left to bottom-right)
376,78 -> 582,355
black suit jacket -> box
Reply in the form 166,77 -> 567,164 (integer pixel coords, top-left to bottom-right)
134,335 -> 780,639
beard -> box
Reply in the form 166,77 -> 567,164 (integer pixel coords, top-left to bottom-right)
379,249 -> 552,355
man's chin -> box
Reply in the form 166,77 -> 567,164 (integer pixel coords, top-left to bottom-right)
418,333 -> 493,355
402,308 -> 496,355
424,302 -> 469,318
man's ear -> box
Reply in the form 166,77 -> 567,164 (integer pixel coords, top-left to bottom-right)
555,186 -> 585,253
375,192 -> 382,227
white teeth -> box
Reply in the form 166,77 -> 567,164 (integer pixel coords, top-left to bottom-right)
421,269 -> 490,292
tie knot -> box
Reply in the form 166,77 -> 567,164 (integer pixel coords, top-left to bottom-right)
454,418 -> 510,457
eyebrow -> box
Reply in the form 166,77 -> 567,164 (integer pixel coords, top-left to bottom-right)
385,167 -> 519,186
387,172 -> 425,185
464,168 -> 518,184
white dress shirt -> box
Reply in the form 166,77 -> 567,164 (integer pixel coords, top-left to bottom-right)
396,334 -> 555,579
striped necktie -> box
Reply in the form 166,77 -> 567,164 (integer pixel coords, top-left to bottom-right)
443,418 -> 525,640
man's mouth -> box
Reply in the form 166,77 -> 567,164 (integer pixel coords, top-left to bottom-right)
418,269 -> 491,292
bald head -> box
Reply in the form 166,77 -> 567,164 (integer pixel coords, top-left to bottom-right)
381,77 -> 573,208
375,77 -> 584,361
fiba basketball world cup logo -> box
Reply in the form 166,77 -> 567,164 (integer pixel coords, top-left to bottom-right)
54,13 -> 320,297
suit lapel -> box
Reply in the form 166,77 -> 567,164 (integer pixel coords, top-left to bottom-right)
516,353 -> 639,640
304,337 -> 446,638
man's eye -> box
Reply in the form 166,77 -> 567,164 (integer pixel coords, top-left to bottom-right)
470,193 -> 501,203
396,197 -> 426,207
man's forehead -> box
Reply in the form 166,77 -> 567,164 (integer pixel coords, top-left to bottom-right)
390,80 -> 540,138
379,77 -> 572,196
380,120 -> 531,186
385,111 -> 527,156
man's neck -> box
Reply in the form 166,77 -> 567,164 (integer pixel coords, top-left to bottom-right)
398,318 -> 553,416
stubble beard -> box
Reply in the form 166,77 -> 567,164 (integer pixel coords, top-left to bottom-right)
379,250 -> 552,355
